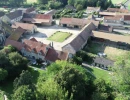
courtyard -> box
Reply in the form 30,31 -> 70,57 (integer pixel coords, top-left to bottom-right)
48,31 -> 72,42
23,24 -> 80,51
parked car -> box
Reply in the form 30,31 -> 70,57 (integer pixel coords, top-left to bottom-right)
97,52 -> 107,57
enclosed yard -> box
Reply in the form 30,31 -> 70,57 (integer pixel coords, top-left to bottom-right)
86,42 -> 130,61
48,31 -> 72,42
86,67 -> 112,83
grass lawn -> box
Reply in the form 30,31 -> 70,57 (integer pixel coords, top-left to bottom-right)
111,0 -> 124,4
0,93 -> 4,100
27,0 -> 37,4
48,31 -> 72,42
86,67 -> 112,83
104,46 -> 129,61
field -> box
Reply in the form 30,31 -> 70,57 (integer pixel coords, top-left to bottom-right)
27,0 -> 37,4
48,31 -> 72,42
86,67 -> 112,82
111,0 -> 124,4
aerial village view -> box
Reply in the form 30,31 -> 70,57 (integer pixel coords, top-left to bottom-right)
0,0 -> 130,100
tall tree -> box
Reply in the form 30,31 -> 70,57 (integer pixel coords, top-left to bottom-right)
55,66 -> 87,100
13,70 -> 33,90
12,85 -> 36,100
0,68 -> 8,81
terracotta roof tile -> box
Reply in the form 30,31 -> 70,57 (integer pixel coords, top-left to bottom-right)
12,22 -> 36,30
107,8 -> 129,13
5,38 -> 24,50
45,48 -> 68,62
23,39 -> 48,56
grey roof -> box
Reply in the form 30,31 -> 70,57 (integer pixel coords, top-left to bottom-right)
0,12 -> 5,17
6,10 -> 22,20
94,57 -> 114,67
23,13 -> 36,18
62,22 -> 96,53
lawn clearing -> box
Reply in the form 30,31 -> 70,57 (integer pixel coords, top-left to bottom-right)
86,67 -> 112,83
27,0 -> 37,4
111,0 -> 124,4
104,46 -> 129,61
48,31 -> 72,42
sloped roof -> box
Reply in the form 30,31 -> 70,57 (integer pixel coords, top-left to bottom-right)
45,48 -> 68,62
2,21 -> 14,34
60,18 -> 87,27
94,57 -> 114,66
104,15 -> 123,20
0,12 -> 5,17
30,37 -> 38,42
23,39 -> 48,56
87,7 -> 100,11
22,13 -> 52,23
12,22 -> 36,30
6,10 -> 22,20
26,7 -> 35,13
124,15 -> 130,21
8,27 -> 25,41
91,31 -> 130,44
107,8 -> 129,13
5,38 -> 24,50
62,22 -> 96,53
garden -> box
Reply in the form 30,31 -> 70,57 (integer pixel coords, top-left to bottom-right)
48,31 -> 72,42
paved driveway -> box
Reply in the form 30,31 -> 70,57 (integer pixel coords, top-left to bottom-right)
23,25 -> 80,51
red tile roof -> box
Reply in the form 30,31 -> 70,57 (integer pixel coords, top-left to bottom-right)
30,38 -> 38,42
5,38 -> 24,50
104,15 -> 123,20
124,15 -> 130,21
60,18 -> 87,27
23,39 -> 48,56
35,14 -> 52,19
12,22 -> 36,30
107,8 -> 129,13
45,48 -> 68,62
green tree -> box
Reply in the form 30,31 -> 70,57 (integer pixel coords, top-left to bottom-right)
55,66 -> 87,100
13,70 -> 33,90
0,68 -> 8,81
76,4 -> 83,11
8,52 -> 28,77
12,85 -> 36,100
68,0 -> 75,6
37,77 -> 69,100
92,79 -> 114,100
0,51 -> 9,67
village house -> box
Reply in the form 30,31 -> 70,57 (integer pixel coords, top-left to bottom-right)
107,8 -> 129,13
86,7 -> 100,14
93,57 -> 114,70
2,10 -> 22,24
103,15 -> 124,25
22,13 -> 53,26
59,18 -> 88,28
45,48 -> 69,63
91,31 -> 130,46
8,27 -> 26,41
123,15 -> 130,25
5,38 -> 24,51
12,22 -> 37,34
62,22 -> 96,54
21,39 -> 68,62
